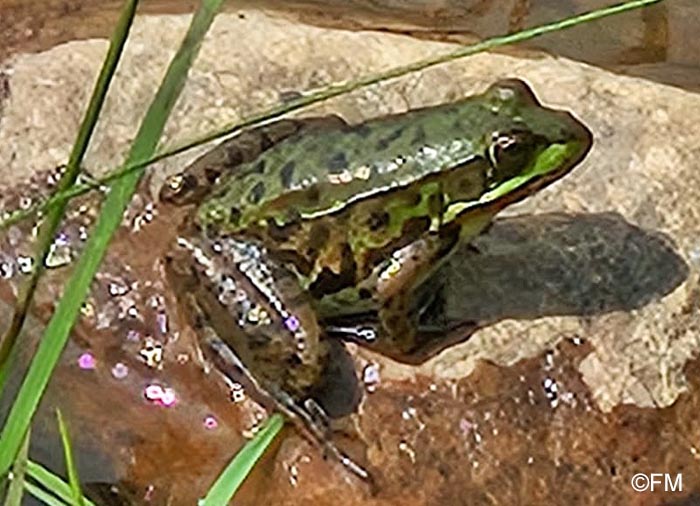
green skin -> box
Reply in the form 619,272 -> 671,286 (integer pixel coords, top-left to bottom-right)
162,79 -> 592,479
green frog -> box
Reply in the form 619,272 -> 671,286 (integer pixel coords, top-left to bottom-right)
161,79 -> 592,481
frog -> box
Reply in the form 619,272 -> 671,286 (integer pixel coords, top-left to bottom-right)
160,79 -> 592,482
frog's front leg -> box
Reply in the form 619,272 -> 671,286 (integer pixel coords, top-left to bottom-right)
159,115 -> 347,206
326,236 -> 455,364
329,209 -> 498,364
164,231 -> 370,483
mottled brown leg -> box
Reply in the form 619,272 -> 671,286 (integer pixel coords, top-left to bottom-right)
164,232 -> 370,483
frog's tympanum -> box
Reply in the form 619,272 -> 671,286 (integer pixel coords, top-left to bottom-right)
161,79 -> 593,481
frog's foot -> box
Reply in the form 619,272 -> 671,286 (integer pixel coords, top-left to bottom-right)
205,334 -> 372,485
326,324 -> 379,344
297,422 -> 374,488
261,388 -> 373,486
328,314 -> 480,365
193,318 -> 373,485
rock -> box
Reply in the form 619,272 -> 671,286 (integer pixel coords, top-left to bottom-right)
1,9 -> 699,505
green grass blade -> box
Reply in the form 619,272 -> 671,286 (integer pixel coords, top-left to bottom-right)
0,0 -> 662,232
55,410 -> 83,506
0,0 -> 139,392
199,414 -> 284,506
24,483 -> 69,506
0,0 -> 225,476
3,430 -> 29,506
0,343 -> 20,448
25,461 -> 95,506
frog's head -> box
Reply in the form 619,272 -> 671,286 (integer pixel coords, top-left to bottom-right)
474,79 -> 593,210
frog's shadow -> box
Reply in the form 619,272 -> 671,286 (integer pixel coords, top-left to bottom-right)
316,211 -> 689,417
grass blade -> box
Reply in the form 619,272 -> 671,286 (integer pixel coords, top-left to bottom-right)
56,410 -> 83,506
0,0 -> 225,476
199,414 -> 284,506
0,0 -> 139,392
23,483 -> 69,506
0,0 -> 662,232
3,430 -> 29,506
25,461 -> 95,506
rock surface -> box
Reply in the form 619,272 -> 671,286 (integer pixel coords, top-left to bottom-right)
0,9 -> 699,506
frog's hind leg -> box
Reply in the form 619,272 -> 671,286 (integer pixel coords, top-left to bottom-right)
159,115 -> 347,206
165,232 -> 371,485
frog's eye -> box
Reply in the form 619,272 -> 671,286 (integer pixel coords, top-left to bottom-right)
486,128 -> 541,184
